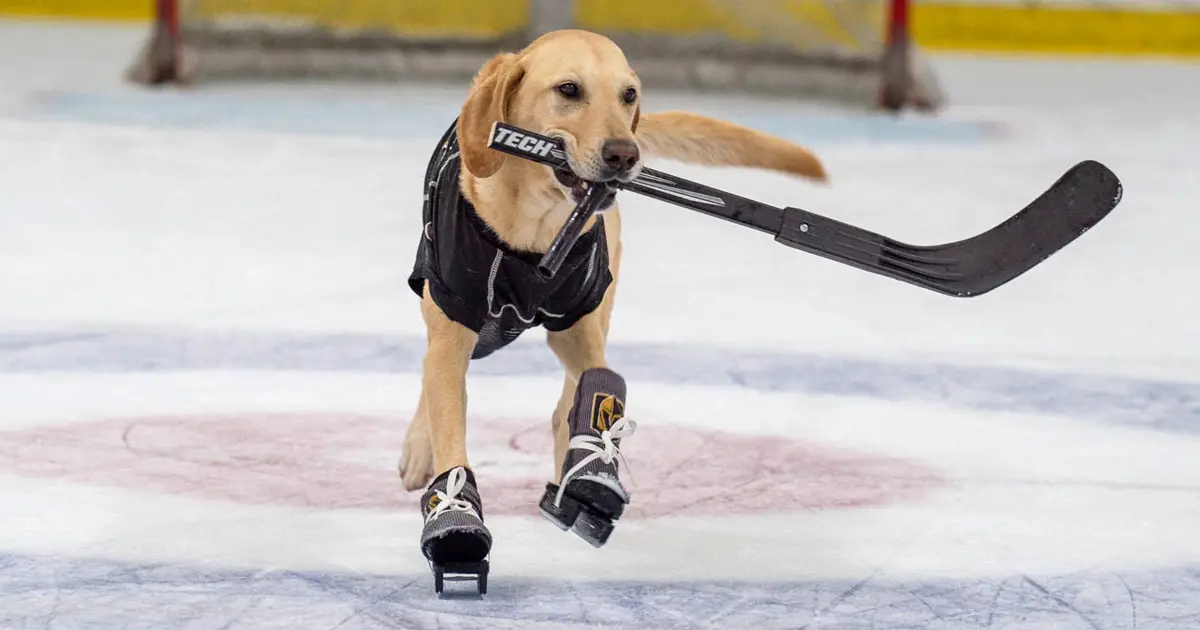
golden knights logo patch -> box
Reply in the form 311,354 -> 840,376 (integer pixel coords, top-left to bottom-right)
589,392 -> 625,433
427,495 -> 441,512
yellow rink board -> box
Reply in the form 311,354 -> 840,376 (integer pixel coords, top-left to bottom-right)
1,0 -> 1197,57
914,3 -> 1200,57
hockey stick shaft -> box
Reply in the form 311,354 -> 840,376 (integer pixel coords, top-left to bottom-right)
537,180 -> 616,278
486,122 -> 1121,297
488,122 -> 785,234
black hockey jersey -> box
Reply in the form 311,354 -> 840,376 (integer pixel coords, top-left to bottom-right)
407,120 -> 613,360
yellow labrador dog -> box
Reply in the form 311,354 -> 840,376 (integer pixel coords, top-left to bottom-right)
401,29 -> 826,583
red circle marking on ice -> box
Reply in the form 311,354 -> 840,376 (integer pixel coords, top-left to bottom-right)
0,413 -> 945,517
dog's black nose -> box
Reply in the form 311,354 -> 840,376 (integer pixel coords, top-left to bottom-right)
601,139 -> 640,173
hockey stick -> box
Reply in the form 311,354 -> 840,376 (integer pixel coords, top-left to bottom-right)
487,122 -> 1123,297
535,179 -> 617,278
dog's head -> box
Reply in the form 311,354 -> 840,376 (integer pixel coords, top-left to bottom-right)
457,29 -> 642,208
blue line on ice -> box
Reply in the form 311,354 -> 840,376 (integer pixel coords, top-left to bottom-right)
0,328 -> 1195,434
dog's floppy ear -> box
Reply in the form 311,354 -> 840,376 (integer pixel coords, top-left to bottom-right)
458,53 -> 525,179
630,72 -> 642,133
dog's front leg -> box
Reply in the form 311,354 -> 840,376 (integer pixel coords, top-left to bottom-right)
541,312 -> 635,548
413,288 -> 491,583
399,393 -> 433,491
418,288 -> 477,476
547,313 -> 609,476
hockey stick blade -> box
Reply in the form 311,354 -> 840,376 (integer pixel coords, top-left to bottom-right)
774,160 -> 1122,296
486,122 -> 1123,297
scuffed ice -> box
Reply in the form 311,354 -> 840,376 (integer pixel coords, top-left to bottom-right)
2,554 -> 1198,629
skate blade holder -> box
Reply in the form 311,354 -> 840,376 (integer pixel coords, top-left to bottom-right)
431,560 -> 489,596
539,482 -> 615,548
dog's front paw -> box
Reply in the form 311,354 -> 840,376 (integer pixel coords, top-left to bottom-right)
399,438 -> 435,492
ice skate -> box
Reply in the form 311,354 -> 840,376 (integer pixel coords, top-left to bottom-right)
540,367 -> 637,548
420,466 -> 490,594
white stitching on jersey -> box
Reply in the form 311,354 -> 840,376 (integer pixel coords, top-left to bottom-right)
486,250 -> 565,323
433,150 -> 459,187
582,242 -> 598,287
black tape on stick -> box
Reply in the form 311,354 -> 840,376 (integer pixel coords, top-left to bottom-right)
537,181 -> 614,278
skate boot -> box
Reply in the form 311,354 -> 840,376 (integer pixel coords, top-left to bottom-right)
419,466 -> 490,595
540,367 -> 637,548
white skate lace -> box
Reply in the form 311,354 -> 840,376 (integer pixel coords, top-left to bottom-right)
426,467 -> 480,523
555,415 -> 637,507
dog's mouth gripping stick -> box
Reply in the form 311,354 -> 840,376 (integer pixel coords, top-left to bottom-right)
487,121 -> 1122,297
486,123 -> 617,279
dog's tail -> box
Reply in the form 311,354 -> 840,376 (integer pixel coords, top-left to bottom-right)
636,111 -> 827,182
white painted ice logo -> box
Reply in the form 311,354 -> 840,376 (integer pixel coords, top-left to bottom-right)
493,126 -> 554,157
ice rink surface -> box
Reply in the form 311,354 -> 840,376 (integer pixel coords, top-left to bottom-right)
1,19 -> 1199,630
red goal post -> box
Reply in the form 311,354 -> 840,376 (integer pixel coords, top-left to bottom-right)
127,0 -> 944,112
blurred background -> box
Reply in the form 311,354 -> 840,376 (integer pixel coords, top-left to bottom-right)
4,0 -> 1199,98
3,1 -> 1198,144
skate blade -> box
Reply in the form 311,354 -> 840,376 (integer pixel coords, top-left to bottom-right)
431,560 -> 489,596
539,483 -> 616,548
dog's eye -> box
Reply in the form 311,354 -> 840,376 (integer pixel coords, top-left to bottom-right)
622,87 -> 638,104
556,82 -> 580,99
